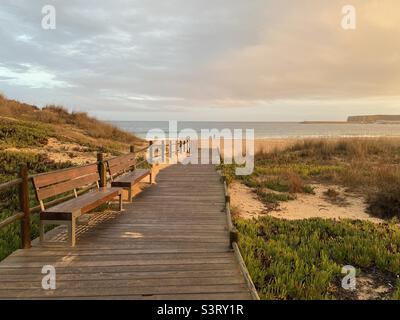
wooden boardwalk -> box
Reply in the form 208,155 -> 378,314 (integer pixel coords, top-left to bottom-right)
0,162 -> 253,299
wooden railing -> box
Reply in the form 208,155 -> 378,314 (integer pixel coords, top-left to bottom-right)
220,158 -> 260,300
0,138 -> 191,250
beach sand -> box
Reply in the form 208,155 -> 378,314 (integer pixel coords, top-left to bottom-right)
229,180 -> 383,223
226,137 -> 388,223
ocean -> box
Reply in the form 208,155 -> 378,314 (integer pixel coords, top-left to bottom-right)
110,121 -> 400,139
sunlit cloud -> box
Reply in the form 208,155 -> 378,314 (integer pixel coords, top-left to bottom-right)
15,34 -> 33,43
0,63 -> 74,89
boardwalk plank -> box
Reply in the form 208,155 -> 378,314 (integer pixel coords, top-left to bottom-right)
0,156 -> 253,300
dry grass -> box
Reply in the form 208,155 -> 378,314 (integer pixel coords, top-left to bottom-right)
0,94 -> 141,146
227,137 -> 400,220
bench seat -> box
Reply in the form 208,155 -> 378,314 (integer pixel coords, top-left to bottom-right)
33,163 -> 124,247
40,187 -> 122,221
111,169 -> 151,188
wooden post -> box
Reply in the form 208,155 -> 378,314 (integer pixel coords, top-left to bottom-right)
149,141 -> 154,183
161,140 -> 165,163
97,152 -> 107,188
148,140 -> 153,161
19,165 -> 31,249
230,229 -> 239,247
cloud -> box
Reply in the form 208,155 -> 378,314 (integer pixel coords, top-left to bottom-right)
0,63 -> 73,89
15,34 -> 33,43
205,0 -> 400,101
0,0 -> 399,120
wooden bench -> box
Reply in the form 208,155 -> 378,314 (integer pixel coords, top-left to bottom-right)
106,152 -> 152,202
32,164 -> 123,246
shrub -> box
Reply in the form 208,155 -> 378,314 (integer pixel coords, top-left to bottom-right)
286,172 -> 304,193
367,168 -> 400,219
256,188 -> 295,204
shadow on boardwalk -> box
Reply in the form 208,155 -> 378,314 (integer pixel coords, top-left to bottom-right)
0,162 -> 253,299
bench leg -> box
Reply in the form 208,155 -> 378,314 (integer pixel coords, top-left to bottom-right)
68,219 -> 76,247
40,220 -> 73,246
128,188 -> 133,203
119,194 -> 123,211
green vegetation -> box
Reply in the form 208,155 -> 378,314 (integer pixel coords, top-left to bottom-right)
0,118 -> 55,150
220,138 -> 400,300
0,93 -> 144,261
0,151 -> 73,261
236,217 -> 400,300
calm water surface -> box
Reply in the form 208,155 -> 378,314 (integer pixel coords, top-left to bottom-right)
111,121 -> 400,139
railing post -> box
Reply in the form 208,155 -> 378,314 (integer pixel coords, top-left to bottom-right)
97,152 -> 107,188
230,229 -> 239,248
19,165 -> 31,249
149,140 -> 153,160
149,141 -> 154,183
161,140 -> 165,163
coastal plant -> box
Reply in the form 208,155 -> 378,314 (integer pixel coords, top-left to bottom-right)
236,217 -> 400,300
0,118 -> 54,150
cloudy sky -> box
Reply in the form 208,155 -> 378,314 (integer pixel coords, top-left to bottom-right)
0,0 -> 399,121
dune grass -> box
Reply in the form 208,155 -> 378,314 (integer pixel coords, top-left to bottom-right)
220,138 -> 400,220
236,216 -> 400,300
0,93 -> 142,147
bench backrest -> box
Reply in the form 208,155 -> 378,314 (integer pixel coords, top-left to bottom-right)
32,164 -> 99,206
106,153 -> 136,179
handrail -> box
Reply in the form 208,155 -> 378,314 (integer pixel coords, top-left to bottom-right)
0,212 -> 24,229
135,145 -> 151,154
0,137 -> 191,250
0,178 -> 22,192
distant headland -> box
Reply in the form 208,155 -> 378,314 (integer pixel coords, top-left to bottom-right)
347,115 -> 400,124
302,115 -> 400,124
